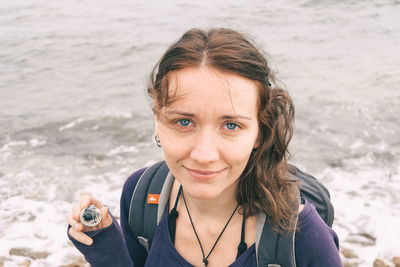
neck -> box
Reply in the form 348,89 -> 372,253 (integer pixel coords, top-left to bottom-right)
180,183 -> 239,222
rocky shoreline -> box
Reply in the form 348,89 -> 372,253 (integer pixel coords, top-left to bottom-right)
341,247 -> 400,267
1,247 -> 88,267
340,231 -> 400,267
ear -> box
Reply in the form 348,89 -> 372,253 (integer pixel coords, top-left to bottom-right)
253,131 -> 261,149
154,115 -> 160,136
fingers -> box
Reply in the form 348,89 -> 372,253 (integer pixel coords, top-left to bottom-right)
80,194 -> 92,209
100,206 -> 113,228
80,194 -> 104,210
72,195 -> 103,221
68,214 -> 83,232
69,195 -> 110,234
72,203 -> 82,221
100,206 -> 109,220
68,227 -> 93,246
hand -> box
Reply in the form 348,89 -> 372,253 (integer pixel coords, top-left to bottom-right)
68,194 -> 113,245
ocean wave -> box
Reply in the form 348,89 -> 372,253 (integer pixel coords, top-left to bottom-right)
58,118 -> 84,131
107,145 -> 139,156
320,165 -> 400,265
0,140 -> 27,151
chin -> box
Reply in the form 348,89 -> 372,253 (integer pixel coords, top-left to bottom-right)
183,184 -> 220,200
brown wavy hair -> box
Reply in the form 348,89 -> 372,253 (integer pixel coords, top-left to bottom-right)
147,28 -> 299,232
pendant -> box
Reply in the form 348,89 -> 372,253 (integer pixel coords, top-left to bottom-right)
80,205 -> 102,227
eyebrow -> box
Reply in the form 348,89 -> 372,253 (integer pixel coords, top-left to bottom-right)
164,110 -> 252,120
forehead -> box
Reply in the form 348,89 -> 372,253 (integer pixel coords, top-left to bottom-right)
166,67 -> 259,114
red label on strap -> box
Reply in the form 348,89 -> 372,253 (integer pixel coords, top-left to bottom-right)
147,194 -> 160,204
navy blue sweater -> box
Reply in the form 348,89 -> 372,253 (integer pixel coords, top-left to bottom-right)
69,168 -> 342,266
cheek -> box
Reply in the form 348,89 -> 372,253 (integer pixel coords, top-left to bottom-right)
235,127 -> 259,162
158,127 -> 188,159
226,136 -> 258,165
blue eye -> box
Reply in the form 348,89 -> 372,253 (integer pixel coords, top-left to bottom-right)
178,119 -> 191,127
225,122 -> 238,130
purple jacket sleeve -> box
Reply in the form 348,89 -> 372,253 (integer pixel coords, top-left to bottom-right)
67,168 -> 148,267
295,200 -> 342,267
67,214 -> 133,267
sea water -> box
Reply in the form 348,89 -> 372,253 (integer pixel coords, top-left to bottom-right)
0,0 -> 399,266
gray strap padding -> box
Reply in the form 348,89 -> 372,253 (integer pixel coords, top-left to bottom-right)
255,211 -> 266,265
129,161 -> 169,252
256,185 -> 300,267
157,171 -> 175,224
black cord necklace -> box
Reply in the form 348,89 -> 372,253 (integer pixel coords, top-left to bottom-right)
181,187 -> 239,267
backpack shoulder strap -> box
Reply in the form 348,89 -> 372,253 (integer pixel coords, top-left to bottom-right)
128,161 -> 174,252
290,165 -> 334,226
257,165 -> 334,267
256,187 -> 300,267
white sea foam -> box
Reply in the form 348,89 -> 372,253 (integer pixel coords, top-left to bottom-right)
0,141 -> 27,152
107,145 -> 139,156
29,138 -> 47,147
321,164 -> 400,266
58,118 -> 84,132
0,182 -> 112,266
1,0 -> 399,266
104,110 -> 132,119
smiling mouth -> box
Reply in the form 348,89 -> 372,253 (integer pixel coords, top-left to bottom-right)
183,166 -> 225,180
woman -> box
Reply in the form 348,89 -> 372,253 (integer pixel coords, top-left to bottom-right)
68,28 -> 342,266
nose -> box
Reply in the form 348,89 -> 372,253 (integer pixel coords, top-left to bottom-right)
190,129 -> 219,164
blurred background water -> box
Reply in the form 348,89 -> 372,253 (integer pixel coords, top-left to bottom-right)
0,0 -> 399,266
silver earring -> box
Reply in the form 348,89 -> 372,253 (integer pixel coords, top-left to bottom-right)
154,135 -> 161,147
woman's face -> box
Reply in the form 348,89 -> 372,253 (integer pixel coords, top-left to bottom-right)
155,66 -> 259,201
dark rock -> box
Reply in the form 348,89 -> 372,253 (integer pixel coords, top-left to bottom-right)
373,258 -> 391,267
346,233 -> 376,246
343,262 -> 359,267
358,232 -> 377,241
27,213 -> 36,222
341,248 -> 358,259
59,258 -> 87,267
393,256 -> 400,267
18,260 -> 31,267
9,248 -> 49,260
0,256 -> 11,261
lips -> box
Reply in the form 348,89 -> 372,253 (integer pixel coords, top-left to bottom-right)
183,166 -> 225,181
